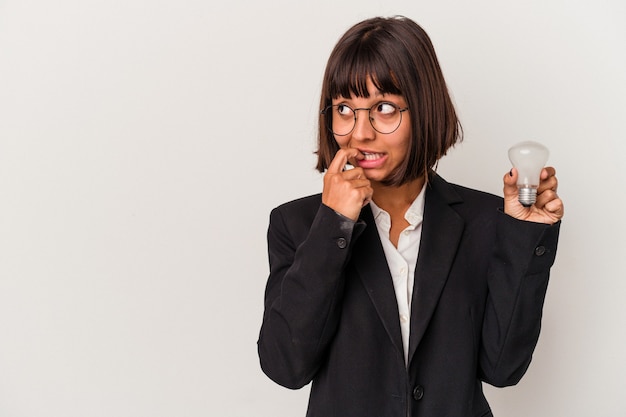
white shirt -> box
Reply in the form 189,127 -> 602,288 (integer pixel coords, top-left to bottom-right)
369,185 -> 425,366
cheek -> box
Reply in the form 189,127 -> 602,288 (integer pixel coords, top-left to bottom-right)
398,128 -> 412,153
390,134 -> 411,155
334,136 -> 350,148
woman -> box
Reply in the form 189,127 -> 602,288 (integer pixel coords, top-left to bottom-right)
257,16 -> 563,417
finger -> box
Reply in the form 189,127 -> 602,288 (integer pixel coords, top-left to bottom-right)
346,151 -> 364,169
540,166 -> 556,180
362,193 -> 374,207
360,185 -> 374,205
537,175 -> 558,194
342,167 -> 366,180
349,178 -> 371,188
326,149 -> 351,174
534,189 -> 559,210
544,197 -> 564,219
327,148 -> 363,174
503,168 -> 519,198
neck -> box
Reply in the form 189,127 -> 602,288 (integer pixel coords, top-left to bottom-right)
371,177 -> 425,212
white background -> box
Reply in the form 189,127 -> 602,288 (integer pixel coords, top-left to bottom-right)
1,0 -> 625,416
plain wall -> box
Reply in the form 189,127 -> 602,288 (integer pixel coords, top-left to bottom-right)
1,0 -> 625,416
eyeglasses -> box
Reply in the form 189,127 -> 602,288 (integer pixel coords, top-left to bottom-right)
321,102 -> 409,136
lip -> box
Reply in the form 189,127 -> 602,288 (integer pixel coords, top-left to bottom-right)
356,150 -> 387,169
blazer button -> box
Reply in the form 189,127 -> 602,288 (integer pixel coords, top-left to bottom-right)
336,237 -> 347,249
412,385 -> 424,401
535,245 -> 546,256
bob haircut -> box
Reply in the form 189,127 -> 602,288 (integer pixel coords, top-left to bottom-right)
316,16 -> 462,186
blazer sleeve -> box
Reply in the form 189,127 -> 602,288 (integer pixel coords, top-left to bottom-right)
257,203 -> 365,389
479,211 -> 561,387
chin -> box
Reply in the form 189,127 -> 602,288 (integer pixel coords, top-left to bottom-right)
364,171 -> 390,183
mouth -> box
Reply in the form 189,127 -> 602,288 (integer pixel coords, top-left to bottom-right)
362,151 -> 386,161
356,150 -> 387,169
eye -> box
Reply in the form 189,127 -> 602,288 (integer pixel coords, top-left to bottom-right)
336,104 -> 353,117
375,102 -> 398,116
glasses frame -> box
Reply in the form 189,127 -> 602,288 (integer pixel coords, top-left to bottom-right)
321,102 -> 409,136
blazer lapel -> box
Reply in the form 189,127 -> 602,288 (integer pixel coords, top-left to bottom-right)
352,205 -> 404,357
408,174 -> 465,365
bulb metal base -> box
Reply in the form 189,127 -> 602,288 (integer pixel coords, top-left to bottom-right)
518,187 -> 537,207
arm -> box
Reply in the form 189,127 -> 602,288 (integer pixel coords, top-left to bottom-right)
257,204 -> 363,389
258,148 -> 372,389
479,213 -> 560,386
479,166 -> 563,386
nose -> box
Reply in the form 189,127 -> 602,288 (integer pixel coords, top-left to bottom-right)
350,108 -> 375,142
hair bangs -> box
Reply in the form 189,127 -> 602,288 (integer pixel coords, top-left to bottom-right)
328,42 -> 403,100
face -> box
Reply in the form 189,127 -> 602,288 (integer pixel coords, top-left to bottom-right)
332,78 -> 411,184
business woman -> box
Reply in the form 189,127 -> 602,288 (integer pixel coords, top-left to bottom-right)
258,16 -> 563,417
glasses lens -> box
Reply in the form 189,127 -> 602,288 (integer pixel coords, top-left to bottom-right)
328,104 -> 355,136
370,102 -> 402,134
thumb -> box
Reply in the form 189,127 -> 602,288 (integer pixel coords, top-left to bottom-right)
503,168 -> 519,199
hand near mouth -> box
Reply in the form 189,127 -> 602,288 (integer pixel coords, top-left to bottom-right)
322,148 -> 373,221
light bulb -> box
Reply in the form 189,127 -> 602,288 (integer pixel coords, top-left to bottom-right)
508,141 -> 550,207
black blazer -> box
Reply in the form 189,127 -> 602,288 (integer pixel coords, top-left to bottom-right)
258,174 -> 560,417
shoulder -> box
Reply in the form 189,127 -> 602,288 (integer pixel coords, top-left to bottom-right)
429,173 -> 501,205
272,194 -> 323,221
269,194 -> 323,234
450,183 -> 501,207
273,193 -> 322,213
428,174 -> 502,221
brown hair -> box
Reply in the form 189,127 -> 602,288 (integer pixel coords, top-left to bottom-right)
316,16 -> 462,185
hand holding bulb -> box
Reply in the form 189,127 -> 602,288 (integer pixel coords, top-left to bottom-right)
503,141 -> 564,224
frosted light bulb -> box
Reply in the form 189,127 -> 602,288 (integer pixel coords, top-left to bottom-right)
508,141 -> 550,207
